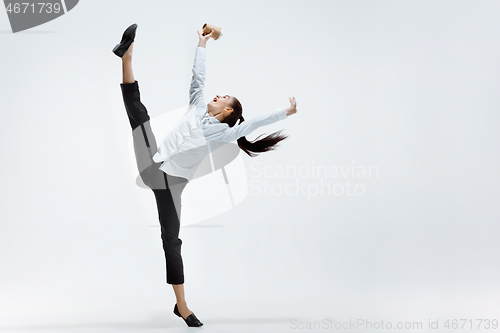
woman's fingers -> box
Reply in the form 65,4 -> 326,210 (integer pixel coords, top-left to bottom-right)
288,97 -> 297,114
286,97 -> 298,116
198,30 -> 212,37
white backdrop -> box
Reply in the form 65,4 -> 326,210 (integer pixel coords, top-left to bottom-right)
1,1 -> 499,332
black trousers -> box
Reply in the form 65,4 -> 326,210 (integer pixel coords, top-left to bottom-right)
120,80 -> 189,285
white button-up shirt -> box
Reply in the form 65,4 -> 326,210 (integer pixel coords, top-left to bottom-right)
152,46 -> 288,181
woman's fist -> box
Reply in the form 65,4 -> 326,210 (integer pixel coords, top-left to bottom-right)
197,29 -> 214,41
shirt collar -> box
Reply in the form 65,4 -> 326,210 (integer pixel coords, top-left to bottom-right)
201,110 -> 221,125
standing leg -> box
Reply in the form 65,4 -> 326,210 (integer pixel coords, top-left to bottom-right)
173,284 -> 193,319
153,188 -> 184,284
119,42 -> 195,321
152,176 -> 195,320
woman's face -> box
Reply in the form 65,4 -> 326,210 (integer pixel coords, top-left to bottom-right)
207,94 -> 233,117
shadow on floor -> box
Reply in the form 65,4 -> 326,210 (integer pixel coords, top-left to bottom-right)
0,314 -> 293,330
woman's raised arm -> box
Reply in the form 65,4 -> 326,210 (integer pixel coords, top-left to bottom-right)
188,29 -> 214,108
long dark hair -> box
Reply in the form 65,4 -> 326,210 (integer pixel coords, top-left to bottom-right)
221,97 -> 289,158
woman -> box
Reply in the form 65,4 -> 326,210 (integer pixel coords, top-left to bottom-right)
113,23 -> 297,327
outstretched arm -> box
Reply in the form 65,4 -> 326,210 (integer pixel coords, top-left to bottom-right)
221,97 -> 298,142
222,109 -> 287,142
188,29 -> 214,108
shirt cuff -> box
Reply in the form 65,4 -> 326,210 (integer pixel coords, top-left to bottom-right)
276,108 -> 288,120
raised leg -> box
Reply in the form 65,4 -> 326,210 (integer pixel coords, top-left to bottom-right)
122,42 -> 135,84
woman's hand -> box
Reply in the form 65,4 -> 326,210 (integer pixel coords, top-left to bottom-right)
285,97 -> 297,116
197,29 -> 214,48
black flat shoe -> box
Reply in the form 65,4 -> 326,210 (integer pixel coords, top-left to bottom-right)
173,303 -> 203,327
112,23 -> 138,58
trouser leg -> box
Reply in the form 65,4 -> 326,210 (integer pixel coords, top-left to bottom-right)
120,80 -> 150,130
153,178 -> 188,284
120,80 -> 169,190
120,80 -> 164,190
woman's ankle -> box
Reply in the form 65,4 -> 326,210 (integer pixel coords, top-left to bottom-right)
123,42 -> 134,59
